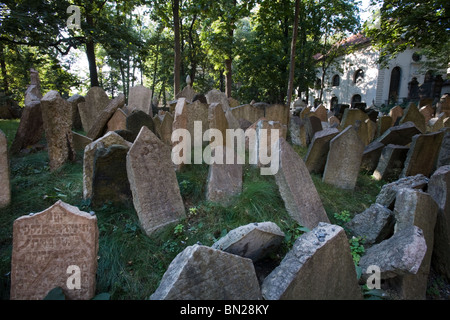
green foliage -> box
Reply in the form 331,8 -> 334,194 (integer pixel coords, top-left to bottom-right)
349,236 -> 365,265
333,210 -> 352,226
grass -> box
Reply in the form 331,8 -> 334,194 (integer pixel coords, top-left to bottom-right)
0,120 -> 385,300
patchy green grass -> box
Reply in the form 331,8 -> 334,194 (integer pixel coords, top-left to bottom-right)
0,120 -> 385,300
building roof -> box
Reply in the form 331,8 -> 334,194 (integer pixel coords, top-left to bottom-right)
314,33 -> 371,61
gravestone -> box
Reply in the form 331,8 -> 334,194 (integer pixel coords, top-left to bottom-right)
289,115 -> 306,147
399,102 -> 426,133
389,106 -> 404,126
360,141 -> 385,174
91,145 -> 132,207
440,94 -> 450,117
376,121 -> 421,146
0,130 -> 11,208
10,100 -> 44,155
175,81 -> 197,103
305,115 -> 323,146
10,200 -> 98,300
67,94 -> 84,130
40,91 -> 75,171
323,126 -> 364,190
305,128 -> 340,174
345,203 -> 394,246
107,108 -> 127,132
266,104 -> 289,126
359,226 -> 427,283
128,85 -> 153,116
275,138 -> 329,230
251,119 -> 287,167
328,115 -> 340,128
186,100 -> 209,138
377,115 -> 393,138
126,109 -> 155,142
83,131 -> 132,200
87,94 -> 125,140
231,104 -> 265,125
261,223 -> 362,300
340,108 -> 369,130
153,114 -> 162,139
127,126 -> 185,236
419,105 -> 434,124
160,112 -> 174,145
428,112 -> 446,132
373,144 -> 409,181
312,105 -> 328,122
401,131 -> 444,178
150,244 -> 261,300
212,222 -> 285,262
205,146 -> 243,206
391,189 -> 438,299
72,132 -> 92,153
428,166 -> 450,281
78,87 -> 110,133
172,98 -> 190,167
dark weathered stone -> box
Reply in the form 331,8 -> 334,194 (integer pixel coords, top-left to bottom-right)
373,144 -> 409,181
376,121 -> 421,146
126,109 -> 155,142
361,141 -> 385,173
305,128 -> 340,174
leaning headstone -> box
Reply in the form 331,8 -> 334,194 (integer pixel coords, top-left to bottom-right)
126,109 -> 155,142
275,138 -> 329,230
87,94 -> 125,140
72,132 -> 93,153
128,85 -> 153,116
375,174 -> 429,209
360,141 -> 385,174
436,128 -> 450,168
359,226 -> 427,283
390,189 -> 438,299
428,112 -> 446,132
389,106 -> 404,126
40,91 -> 75,171
150,245 -> 261,300
305,115 -> 323,146
91,145 -> 132,208
205,146 -> 243,206
67,94 -> 84,130
160,112 -> 174,145
419,105 -> 434,124
127,126 -> 185,236
83,131 -> 132,200
400,131 -> 444,178
345,203 -> 394,246
10,200 -> 99,300
0,130 -> 11,208
312,105 -> 328,122
231,104 -> 265,125
288,115 -> 306,147
428,166 -> 450,280
186,100 -> 209,138
372,144 -> 409,181
261,223 -> 362,300
107,108 -> 127,132
77,87 -> 110,133
323,126 -> 364,190
305,128 -> 340,174
377,115 -> 393,137
340,108 -> 369,130
212,222 -> 285,262
265,104 -> 289,126
376,121 -> 421,146
175,81 -> 197,103
399,102 -> 426,133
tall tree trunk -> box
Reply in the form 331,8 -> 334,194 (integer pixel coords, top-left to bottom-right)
225,58 -> 232,98
85,13 -> 99,88
287,0 -> 300,107
173,0 -> 181,97
0,44 -> 8,93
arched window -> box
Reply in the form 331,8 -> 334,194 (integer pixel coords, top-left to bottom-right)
351,94 -> 362,108
330,97 -> 339,110
389,67 -> 402,104
353,69 -> 364,84
332,75 -> 340,87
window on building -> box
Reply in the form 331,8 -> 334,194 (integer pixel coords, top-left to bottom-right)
353,69 -> 364,84
388,67 -> 402,104
351,94 -> 362,108
332,75 -> 340,87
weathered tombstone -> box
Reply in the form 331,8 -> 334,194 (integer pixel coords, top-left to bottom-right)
428,166 -> 450,281
205,146 -> 243,206
275,138 -> 329,230
0,130 -> 11,208
186,100 -> 209,138
83,131 -> 132,200
419,105 -> 434,124
289,115 -> 306,147
175,79 -> 197,103
128,85 -> 153,116
10,200 -> 99,300
266,104 -> 289,126
360,141 -> 385,174
205,89 -> 240,129
67,94 -> 84,130
126,109 -> 155,142
440,94 -> 450,117
40,91 -> 75,171
231,104 -> 265,125
10,100 -> 44,155
359,226 -> 427,283
376,121 -> 421,146
345,203 -> 394,246
72,132 -> 93,153
312,104 -> 328,122
373,144 -> 409,181
390,189 -> 438,299
305,115 -> 323,146
377,115 -> 393,138
436,128 -> 450,168
389,106 -> 404,126
328,115 -> 340,128
150,244 -> 262,300
323,126 -> 365,190
212,222 -> 285,262
160,112 -> 174,145
399,102 -> 426,133
261,223 -> 362,300
127,126 -> 185,236
87,94 -> 125,140
375,174 -> 429,209
305,128 -> 340,174
400,131 -> 444,178
251,119 -> 287,168
107,108 -> 127,132
91,145 -> 132,207
77,87 -> 110,133
153,114 -> 162,139
428,112 -> 446,132
340,108 -> 369,131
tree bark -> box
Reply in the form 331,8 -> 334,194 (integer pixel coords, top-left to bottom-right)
85,13 -> 99,88
0,44 -> 9,93
173,0 -> 181,97
287,0 -> 301,107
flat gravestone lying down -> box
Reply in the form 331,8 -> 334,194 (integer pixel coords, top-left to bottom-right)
150,244 -> 262,300
274,138 -> 329,230
10,200 -> 99,300
211,222 -> 285,262
127,126 -> 185,236
261,223 -> 362,300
